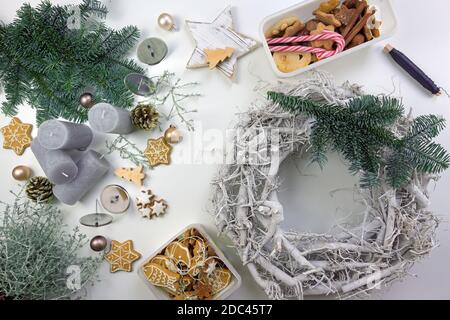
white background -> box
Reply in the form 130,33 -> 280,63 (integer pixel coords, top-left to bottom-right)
1,0 -> 449,300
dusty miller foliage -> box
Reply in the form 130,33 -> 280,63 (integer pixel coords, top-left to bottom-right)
0,0 -> 143,125
0,191 -> 100,300
267,92 -> 450,188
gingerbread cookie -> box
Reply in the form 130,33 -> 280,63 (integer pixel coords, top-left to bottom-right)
105,240 -> 141,273
1,117 -> 33,156
311,23 -> 336,51
144,137 -> 172,167
273,52 -> 312,73
151,255 -> 178,273
114,165 -> 145,186
143,262 -> 181,293
207,267 -> 232,296
165,241 -> 192,268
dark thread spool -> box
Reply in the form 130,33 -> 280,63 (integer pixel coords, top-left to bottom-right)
384,44 -> 441,96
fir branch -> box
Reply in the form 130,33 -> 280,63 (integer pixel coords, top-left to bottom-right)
79,0 -> 108,19
404,115 -> 446,143
0,0 -> 142,124
268,91 -> 450,188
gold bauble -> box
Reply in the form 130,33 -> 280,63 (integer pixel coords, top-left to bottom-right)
164,125 -> 183,144
12,165 -> 32,181
158,13 -> 176,31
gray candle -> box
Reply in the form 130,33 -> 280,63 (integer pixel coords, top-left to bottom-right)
31,139 -> 79,185
37,120 -> 93,150
88,103 -> 134,134
53,150 -> 110,205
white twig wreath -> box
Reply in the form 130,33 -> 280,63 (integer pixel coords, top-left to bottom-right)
211,73 -> 440,299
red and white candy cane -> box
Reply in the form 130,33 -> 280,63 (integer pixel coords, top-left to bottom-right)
267,30 -> 345,60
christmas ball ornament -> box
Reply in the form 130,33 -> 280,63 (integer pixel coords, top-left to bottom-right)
158,13 -> 176,31
131,104 -> 159,131
79,92 -> 94,109
12,165 -> 33,181
90,235 -> 108,252
26,176 -> 54,203
164,125 -> 183,144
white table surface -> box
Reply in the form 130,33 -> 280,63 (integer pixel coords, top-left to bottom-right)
1,0 -> 449,300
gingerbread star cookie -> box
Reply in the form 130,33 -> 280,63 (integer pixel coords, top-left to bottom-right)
1,117 -> 33,155
105,240 -> 141,273
144,137 -> 172,167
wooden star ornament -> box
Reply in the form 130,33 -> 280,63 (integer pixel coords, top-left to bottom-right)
186,6 -> 259,79
144,137 -> 172,167
1,117 -> 33,155
105,240 -> 141,273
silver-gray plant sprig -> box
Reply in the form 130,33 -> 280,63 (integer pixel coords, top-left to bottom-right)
0,190 -> 101,300
143,71 -> 201,131
104,135 -> 151,169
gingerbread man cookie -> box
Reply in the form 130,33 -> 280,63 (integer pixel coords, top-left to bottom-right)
1,117 -> 33,156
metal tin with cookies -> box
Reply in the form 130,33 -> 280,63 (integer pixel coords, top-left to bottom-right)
137,224 -> 242,300
260,0 -> 397,78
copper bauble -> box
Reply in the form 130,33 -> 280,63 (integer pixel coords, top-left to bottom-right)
158,13 -> 176,31
164,125 -> 183,144
90,235 -> 108,252
79,92 -> 94,109
12,165 -> 32,181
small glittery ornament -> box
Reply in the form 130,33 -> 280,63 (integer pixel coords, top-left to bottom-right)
158,13 -> 176,31
164,125 -> 183,144
12,165 -> 33,181
79,92 -> 94,109
90,235 -> 108,252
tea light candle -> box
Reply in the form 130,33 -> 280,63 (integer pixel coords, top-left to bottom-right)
31,140 -> 79,185
37,120 -> 93,150
88,103 -> 134,134
53,150 -> 110,205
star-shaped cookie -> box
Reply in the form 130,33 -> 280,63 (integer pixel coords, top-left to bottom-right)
186,6 -> 259,79
1,117 -> 33,155
149,199 -> 168,217
105,240 -> 141,273
144,137 -> 172,167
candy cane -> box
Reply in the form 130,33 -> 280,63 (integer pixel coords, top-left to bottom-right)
267,30 -> 345,60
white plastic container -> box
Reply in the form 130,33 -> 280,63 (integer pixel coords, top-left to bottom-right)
138,224 -> 242,300
259,0 -> 398,78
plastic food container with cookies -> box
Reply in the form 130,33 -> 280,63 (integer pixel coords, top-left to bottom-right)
138,224 -> 242,300
260,0 -> 397,77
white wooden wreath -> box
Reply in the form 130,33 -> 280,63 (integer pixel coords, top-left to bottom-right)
211,73 -> 439,299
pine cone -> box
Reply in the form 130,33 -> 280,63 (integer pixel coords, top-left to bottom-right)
26,176 -> 54,203
131,104 -> 159,131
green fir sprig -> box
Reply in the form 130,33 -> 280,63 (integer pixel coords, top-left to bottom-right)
267,92 -> 450,188
0,0 -> 143,125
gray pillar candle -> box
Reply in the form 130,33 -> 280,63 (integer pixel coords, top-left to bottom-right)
88,103 -> 134,134
37,120 -> 93,150
31,140 -> 79,185
53,150 -> 110,205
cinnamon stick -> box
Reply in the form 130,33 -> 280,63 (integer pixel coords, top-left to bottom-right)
341,1 -> 367,38
345,8 -> 375,47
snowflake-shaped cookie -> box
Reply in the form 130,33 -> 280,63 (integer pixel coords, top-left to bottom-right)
104,240 -> 141,273
1,117 -> 33,155
144,137 -> 172,167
